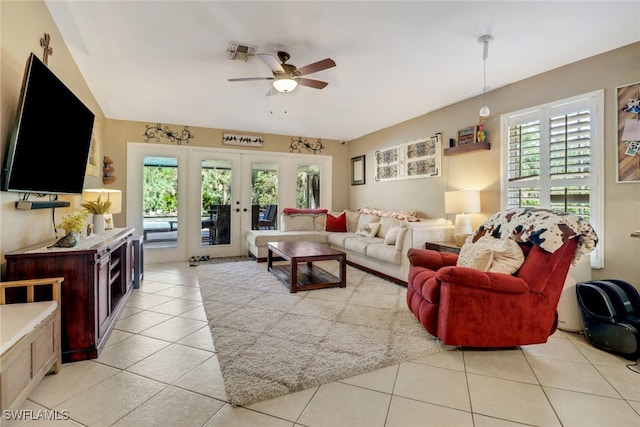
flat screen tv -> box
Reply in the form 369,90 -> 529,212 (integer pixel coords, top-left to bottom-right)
2,52 -> 95,195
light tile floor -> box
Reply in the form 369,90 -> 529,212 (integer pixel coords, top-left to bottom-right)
7,261 -> 640,427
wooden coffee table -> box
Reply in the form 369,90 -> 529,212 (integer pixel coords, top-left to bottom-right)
267,241 -> 346,293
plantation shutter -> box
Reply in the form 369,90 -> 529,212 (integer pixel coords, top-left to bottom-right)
506,111 -> 542,210
502,91 -> 603,268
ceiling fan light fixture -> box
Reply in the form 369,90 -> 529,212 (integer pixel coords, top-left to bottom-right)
478,34 -> 494,118
273,78 -> 297,93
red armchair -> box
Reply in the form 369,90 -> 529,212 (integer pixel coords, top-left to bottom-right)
406,208 -> 597,347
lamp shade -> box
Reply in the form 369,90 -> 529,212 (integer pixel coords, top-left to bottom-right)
82,188 -> 122,214
272,78 -> 297,93
444,190 -> 481,214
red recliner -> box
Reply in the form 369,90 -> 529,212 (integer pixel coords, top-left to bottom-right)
406,208 -> 597,348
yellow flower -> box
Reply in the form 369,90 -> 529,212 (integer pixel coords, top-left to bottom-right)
58,210 -> 88,234
82,195 -> 112,214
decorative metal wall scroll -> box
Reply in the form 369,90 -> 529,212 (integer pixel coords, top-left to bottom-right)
374,134 -> 441,182
40,33 -> 53,65
143,124 -> 194,145
223,133 -> 263,147
617,81 -> 640,183
289,137 -> 324,154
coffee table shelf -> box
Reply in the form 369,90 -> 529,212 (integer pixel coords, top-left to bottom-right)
267,241 -> 346,293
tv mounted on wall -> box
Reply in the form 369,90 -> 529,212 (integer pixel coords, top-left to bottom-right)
1,52 -> 95,206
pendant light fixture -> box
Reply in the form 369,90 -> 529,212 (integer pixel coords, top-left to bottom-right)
478,34 -> 494,118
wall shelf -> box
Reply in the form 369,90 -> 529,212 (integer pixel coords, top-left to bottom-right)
444,142 -> 491,156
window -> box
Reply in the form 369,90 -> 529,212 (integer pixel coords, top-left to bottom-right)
501,91 -> 604,268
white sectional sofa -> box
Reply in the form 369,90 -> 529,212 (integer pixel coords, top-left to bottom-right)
246,208 -> 454,284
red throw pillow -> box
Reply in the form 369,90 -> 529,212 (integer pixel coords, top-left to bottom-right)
325,212 -> 347,232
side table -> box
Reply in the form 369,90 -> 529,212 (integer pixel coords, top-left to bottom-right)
425,241 -> 462,255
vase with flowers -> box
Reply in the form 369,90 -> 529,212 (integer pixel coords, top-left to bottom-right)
52,210 -> 88,247
82,195 -> 112,234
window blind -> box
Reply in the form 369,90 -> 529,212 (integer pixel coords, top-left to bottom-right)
501,91 -> 604,268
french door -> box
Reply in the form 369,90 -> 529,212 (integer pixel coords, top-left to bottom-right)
127,143 -> 331,264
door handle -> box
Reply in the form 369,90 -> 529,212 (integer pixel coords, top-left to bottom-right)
243,208 -> 248,212
235,208 -> 240,212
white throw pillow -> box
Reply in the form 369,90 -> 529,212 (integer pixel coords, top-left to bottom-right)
457,235 -> 525,274
384,226 -> 400,244
394,227 -> 408,251
377,216 -> 404,238
489,238 -> 525,274
356,222 -> 381,238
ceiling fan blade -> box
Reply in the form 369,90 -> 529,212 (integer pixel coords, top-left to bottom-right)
257,53 -> 285,73
297,78 -> 329,89
228,77 -> 274,82
296,58 -> 336,76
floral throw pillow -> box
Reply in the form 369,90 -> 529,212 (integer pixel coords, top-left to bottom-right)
356,222 -> 381,238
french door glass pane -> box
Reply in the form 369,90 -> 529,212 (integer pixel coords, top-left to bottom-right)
251,162 -> 279,230
297,164 -> 320,208
201,159 -> 232,246
142,156 -> 178,248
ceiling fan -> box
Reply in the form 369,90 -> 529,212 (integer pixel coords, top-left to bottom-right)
228,51 -> 336,95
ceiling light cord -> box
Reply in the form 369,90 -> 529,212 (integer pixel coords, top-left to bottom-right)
478,35 -> 493,118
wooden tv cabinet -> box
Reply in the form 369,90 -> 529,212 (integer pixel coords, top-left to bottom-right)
5,228 -> 135,363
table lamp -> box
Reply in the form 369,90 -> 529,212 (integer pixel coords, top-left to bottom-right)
444,190 -> 481,245
82,189 -> 122,231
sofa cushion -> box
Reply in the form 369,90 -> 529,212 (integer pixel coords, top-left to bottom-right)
377,216 -> 405,238
356,222 -> 380,238
326,212 -> 347,232
344,236 -> 381,254
248,231 -> 328,247
366,242 -> 402,264
345,210 -> 361,232
384,226 -> 400,245
327,232 -> 358,247
313,214 -> 327,231
281,214 -> 315,231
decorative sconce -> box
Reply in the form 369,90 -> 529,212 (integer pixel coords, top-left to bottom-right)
103,156 -> 115,184
289,137 -> 324,154
143,123 -> 194,145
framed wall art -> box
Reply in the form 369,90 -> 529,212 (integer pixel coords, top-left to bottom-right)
223,133 -> 263,147
374,134 -> 441,182
457,126 -> 477,145
86,121 -> 100,177
351,155 -> 365,185
617,81 -> 640,183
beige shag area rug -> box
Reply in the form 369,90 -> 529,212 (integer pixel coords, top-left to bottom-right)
196,260 -> 442,407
